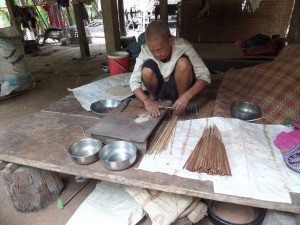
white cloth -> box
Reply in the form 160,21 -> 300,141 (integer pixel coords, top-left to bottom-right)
129,37 -> 211,92
70,73 -> 133,111
66,181 -> 145,225
138,117 -> 300,204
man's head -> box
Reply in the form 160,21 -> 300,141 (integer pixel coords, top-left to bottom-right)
145,20 -> 173,62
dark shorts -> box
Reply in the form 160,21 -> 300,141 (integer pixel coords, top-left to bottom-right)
142,56 -> 195,102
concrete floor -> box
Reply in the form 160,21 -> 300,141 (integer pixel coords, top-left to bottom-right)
0,39 -> 218,225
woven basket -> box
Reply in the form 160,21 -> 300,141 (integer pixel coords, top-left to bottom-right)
69,26 -> 92,45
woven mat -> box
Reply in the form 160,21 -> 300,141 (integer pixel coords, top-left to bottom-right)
213,57 -> 300,124
275,44 -> 300,60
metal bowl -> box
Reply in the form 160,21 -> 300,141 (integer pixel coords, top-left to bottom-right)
231,102 -> 262,121
90,99 -> 120,117
101,62 -> 110,73
208,201 -> 266,225
98,141 -> 137,171
68,138 -> 103,165
101,65 -> 110,73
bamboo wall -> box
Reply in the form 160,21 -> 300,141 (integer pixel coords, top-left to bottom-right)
178,0 -> 294,43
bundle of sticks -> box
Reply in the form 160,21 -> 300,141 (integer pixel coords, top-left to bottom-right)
147,115 -> 178,155
183,125 -> 231,176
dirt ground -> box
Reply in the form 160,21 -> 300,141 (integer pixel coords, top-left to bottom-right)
0,39 -> 217,225
0,42 -> 108,225
0,42 -> 108,131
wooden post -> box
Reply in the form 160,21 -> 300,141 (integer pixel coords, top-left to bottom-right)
118,0 -> 126,36
101,0 -> 121,54
159,0 -> 168,24
1,164 -> 64,212
73,2 -> 90,58
287,0 -> 300,44
5,0 -> 22,36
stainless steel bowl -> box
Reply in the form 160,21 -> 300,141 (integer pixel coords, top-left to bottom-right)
68,138 -> 103,165
208,201 -> 266,225
231,102 -> 262,121
98,141 -> 137,171
101,62 -> 109,73
101,65 -> 110,73
90,99 -> 120,117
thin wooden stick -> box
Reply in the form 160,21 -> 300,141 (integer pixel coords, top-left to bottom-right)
181,120 -> 192,155
80,126 -> 86,138
147,115 -> 178,155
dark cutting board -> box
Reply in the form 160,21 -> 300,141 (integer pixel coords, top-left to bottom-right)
86,98 -> 168,150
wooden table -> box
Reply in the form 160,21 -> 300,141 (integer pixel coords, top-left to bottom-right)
0,94 -> 299,214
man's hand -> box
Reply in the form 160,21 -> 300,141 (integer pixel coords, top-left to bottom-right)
144,99 -> 163,117
172,93 -> 191,115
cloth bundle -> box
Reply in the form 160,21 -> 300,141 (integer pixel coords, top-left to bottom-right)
125,186 -> 207,225
281,145 -> 300,173
274,121 -> 300,173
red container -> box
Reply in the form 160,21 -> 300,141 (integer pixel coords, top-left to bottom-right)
108,51 -> 130,76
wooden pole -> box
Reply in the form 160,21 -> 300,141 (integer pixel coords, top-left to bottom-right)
5,0 -> 22,36
287,0 -> 300,44
101,0 -> 121,54
118,0 -> 126,36
159,0 -> 168,24
73,2 -> 90,58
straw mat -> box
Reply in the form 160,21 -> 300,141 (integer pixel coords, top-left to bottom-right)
213,57 -> 300,124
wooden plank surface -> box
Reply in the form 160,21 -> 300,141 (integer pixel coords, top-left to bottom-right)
0,111 -> 299,213
1,93 -> 300,214
87,98 -> 168,143
42,95 -> 99,119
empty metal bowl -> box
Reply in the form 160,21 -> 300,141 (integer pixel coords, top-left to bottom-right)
98,141 -> 137,171
90,99 -> 120,117
101,62 -> 110,73
231,102 -> 262,121
68,138 -> 103,165
101,65 -> 110,73
208,201 -> 266,225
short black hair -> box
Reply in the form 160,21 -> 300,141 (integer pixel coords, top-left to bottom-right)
145,20 -> 171,42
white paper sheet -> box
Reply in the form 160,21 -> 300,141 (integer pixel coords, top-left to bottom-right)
70,73 -> 133,111
66,181 -> 145,225
138,117 -> 300,204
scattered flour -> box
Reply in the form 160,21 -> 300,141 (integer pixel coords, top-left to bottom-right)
135,113 -> 151,123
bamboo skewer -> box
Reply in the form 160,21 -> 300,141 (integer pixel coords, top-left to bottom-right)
147,115 -> 178,155
183,125 -> 231,176
181,120 -> 193,155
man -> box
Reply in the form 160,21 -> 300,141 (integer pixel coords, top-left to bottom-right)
129,20 -> 210,116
